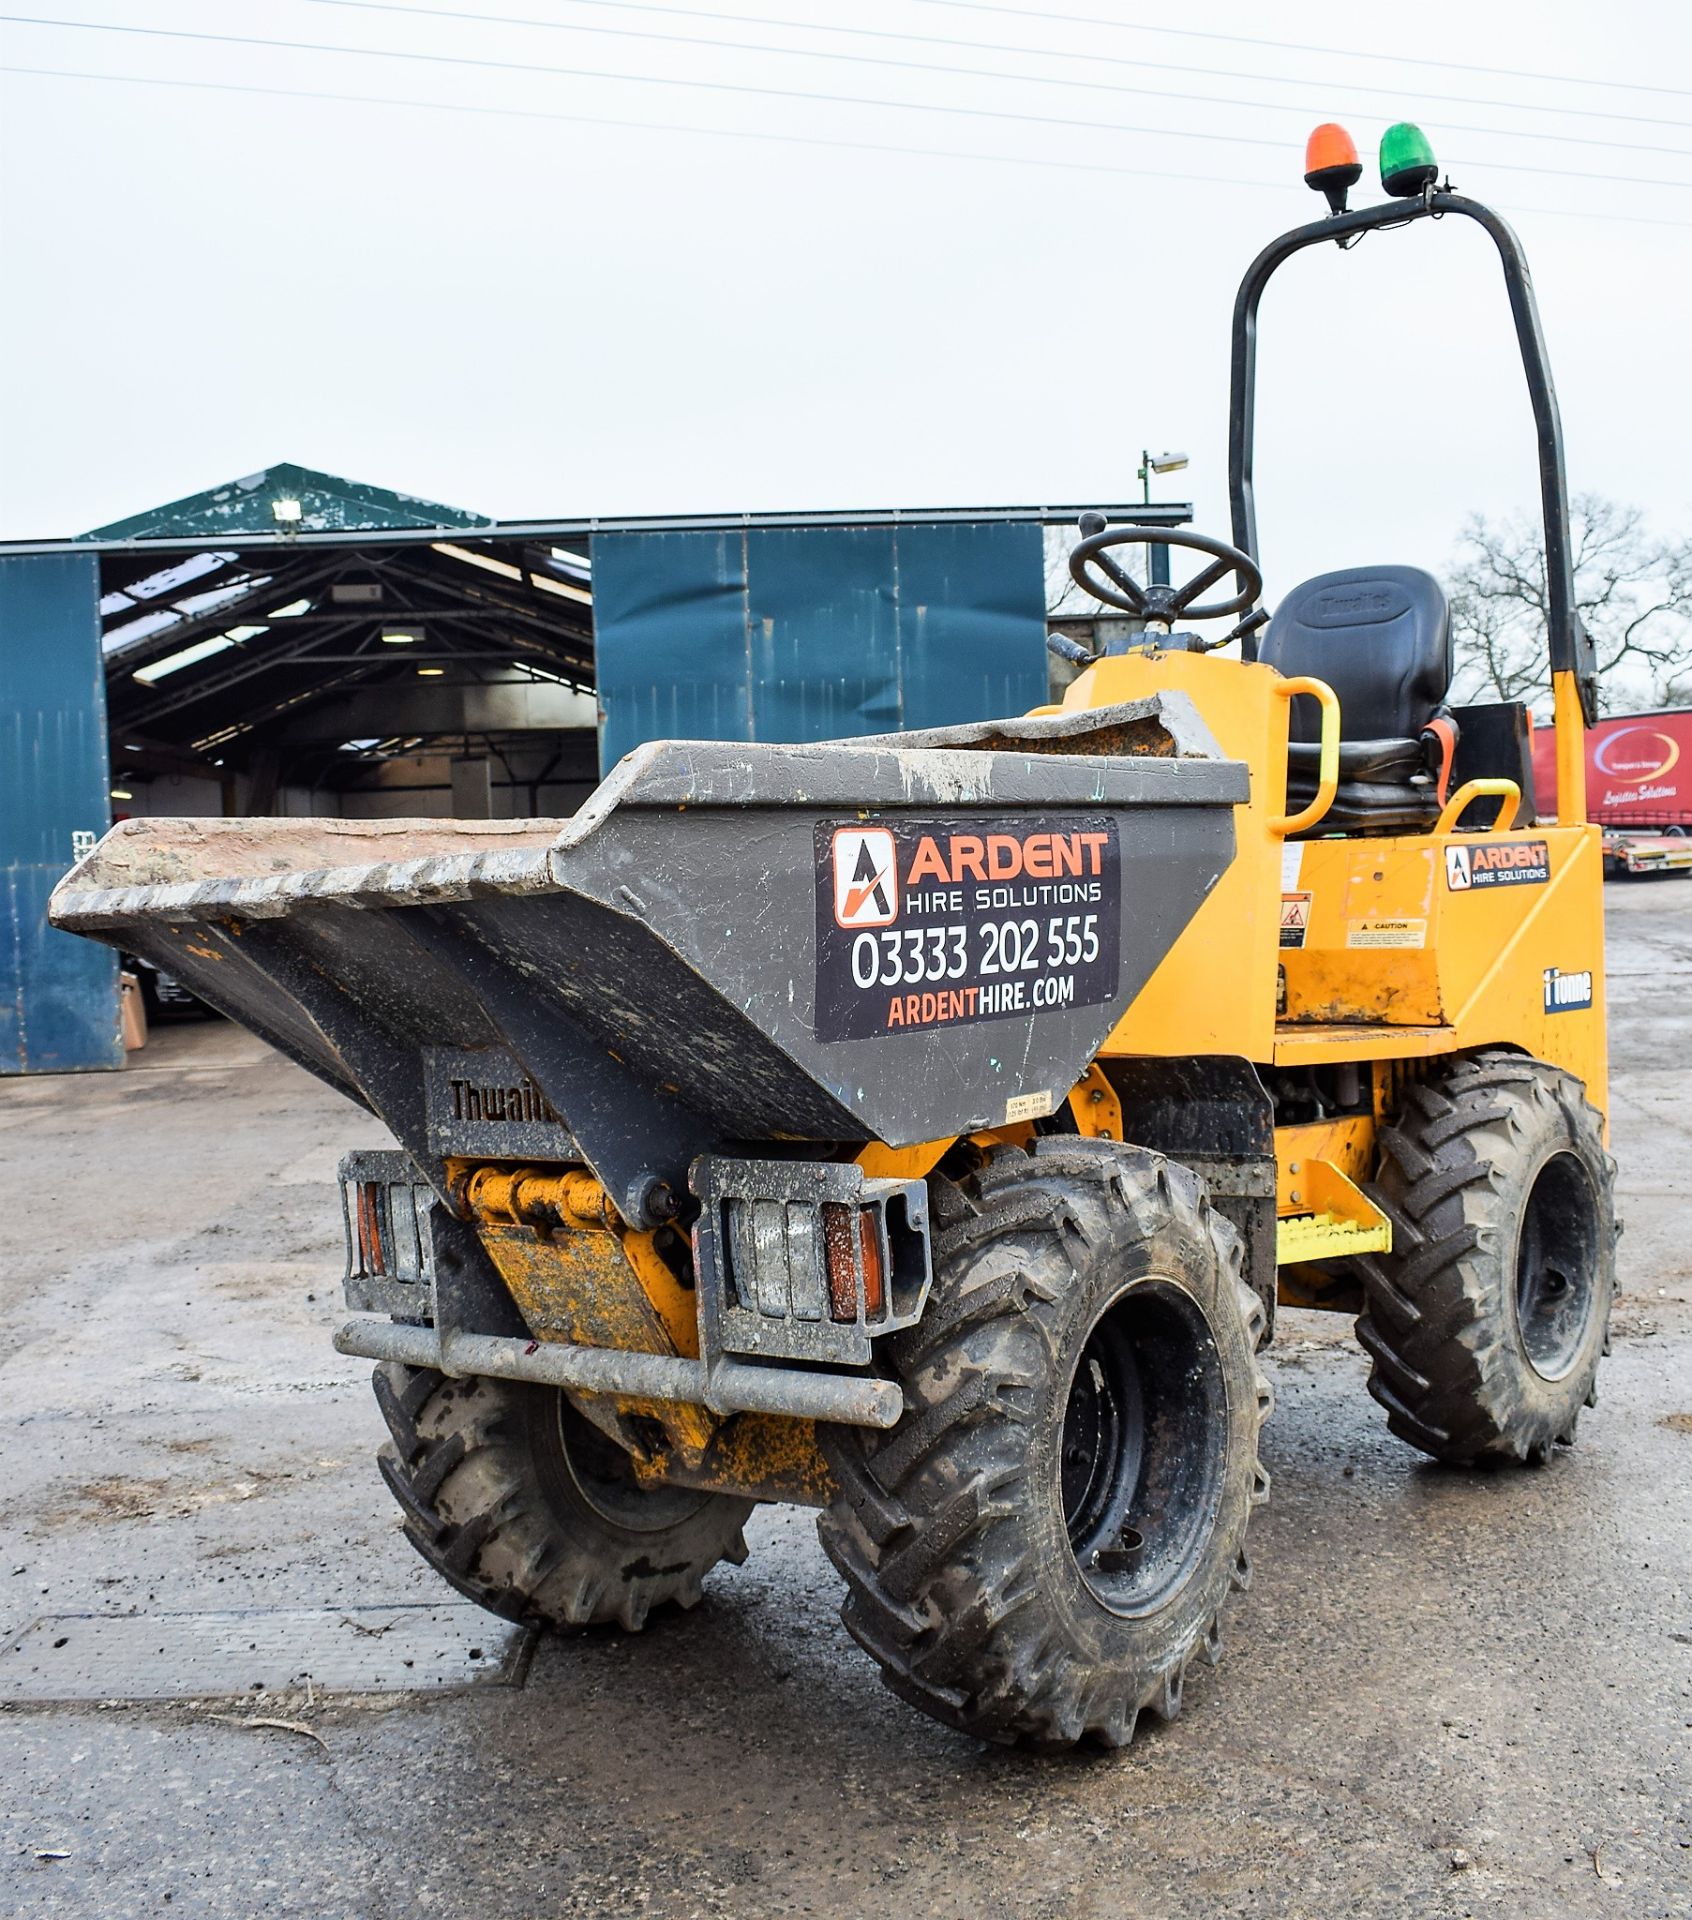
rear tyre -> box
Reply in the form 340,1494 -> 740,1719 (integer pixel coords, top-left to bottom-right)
1356,1051 -> 1617,1466
818,1140 -> 1271,1748
373,1365 -> 753,1630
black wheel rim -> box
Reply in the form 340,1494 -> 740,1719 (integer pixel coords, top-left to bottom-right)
1515,1150 -> 1601,1380
553,1396 -> 711,1533
1060,1281 -> 1227,1618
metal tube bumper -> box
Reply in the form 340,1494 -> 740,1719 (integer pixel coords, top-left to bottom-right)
333,1318 -> 905,1430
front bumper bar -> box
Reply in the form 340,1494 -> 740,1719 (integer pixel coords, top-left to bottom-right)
334,1317 -> 905,1430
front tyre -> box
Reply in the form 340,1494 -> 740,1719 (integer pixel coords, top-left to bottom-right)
818,1141 -> 1272,1749
1356,1051 -> 1617,1466
374,1366 -> 753,1630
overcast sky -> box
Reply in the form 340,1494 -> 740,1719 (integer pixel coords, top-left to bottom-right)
2,0 -> 1688,604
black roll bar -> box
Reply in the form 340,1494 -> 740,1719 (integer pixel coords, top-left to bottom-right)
1227,190 -> 1597,722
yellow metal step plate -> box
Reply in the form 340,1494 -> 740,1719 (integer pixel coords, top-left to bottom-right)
1276,1209 -> 1391,1265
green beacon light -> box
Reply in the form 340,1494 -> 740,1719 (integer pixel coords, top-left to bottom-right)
1380,121 -> 1438,199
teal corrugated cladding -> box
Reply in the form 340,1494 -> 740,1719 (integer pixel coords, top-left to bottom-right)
0,553 -> 121,1073
591,520 -> 1048,772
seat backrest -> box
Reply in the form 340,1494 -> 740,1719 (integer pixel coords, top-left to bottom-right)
1260,565 -> 1451,743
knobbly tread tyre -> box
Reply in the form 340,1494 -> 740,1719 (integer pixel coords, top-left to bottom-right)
817,1139 -> 1272,1750
1355,1049 -> 1617,1467
373,1364 -> 753,1632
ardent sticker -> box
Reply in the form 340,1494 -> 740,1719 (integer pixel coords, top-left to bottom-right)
1445,839 -> 1550,891
813,815 -> 1121,1042
1347,918 -> 1427,949
1279,892 -> 1312,949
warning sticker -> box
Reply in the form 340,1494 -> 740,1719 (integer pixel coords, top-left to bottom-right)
1279,892 -> 1312,949
1445,839 -> 1550,891
1347,918 -> 1427,949
813,815 -> 1121,1043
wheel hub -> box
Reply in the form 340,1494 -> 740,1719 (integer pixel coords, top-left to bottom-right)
1060,1281 -> 1227,1617
1515,1151 -> 1601,1380
553,1398 -> 712,1533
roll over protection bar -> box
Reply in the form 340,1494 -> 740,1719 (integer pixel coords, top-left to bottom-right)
1227,189 -> 1597,726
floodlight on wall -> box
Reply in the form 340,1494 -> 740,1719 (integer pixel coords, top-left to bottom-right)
272,497 -> 303,526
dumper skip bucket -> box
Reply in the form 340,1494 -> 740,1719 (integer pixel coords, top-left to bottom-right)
50,695 -> 1247,1216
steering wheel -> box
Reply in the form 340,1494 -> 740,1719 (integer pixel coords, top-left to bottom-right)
1068,517 -> 1263,628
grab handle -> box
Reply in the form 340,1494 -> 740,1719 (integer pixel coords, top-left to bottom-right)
1271,675 -> 1341,838
1434,778 -> 1522,836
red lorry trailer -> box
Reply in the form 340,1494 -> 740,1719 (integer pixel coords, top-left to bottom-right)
1532,706 -> 1692,877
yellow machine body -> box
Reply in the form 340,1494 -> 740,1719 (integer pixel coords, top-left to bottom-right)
1042,645 -> 1606,1276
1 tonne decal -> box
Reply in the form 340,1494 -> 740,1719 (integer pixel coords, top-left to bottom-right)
813,815 -> 1121,1042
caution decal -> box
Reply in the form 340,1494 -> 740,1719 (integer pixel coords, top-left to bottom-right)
813,816 -> 1121,1042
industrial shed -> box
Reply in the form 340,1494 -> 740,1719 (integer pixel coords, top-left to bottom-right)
89,464 -> 599,823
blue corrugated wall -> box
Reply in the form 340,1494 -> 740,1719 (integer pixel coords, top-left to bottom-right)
591,520 -> 1048,772
0,553 -> 121,1073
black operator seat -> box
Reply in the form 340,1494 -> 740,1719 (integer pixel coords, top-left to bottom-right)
1259,564 -> 1455,833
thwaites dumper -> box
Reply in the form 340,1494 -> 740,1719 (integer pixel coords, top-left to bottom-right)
54,127 -> 1618,1748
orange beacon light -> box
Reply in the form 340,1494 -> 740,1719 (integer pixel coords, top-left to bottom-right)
1304,123 -> 1362,214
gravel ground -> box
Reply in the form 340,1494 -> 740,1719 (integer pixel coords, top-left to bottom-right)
1,879 -> 1688,1919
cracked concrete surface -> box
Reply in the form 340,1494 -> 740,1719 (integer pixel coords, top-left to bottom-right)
1,881 -> 1689,1917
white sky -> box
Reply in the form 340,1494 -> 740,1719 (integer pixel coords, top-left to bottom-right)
2,0 -> 1688,606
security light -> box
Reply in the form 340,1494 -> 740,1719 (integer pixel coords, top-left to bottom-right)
272,497 -> 303,525
1147,452 -> 1188,475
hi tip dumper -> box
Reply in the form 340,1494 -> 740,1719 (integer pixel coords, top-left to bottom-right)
53,122 -> 1616,1748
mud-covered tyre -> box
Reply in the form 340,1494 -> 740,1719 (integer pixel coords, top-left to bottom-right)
1356,1050 -> 1617,1466
817,1139 -> 1272,1749
373,1365 -> 753,1630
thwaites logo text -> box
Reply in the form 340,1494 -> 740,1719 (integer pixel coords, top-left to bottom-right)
814,815 -> 1121,1042
446,1075 -> 563,1126
1445,839 -> 1551,891
422,1047 -> 576,1154
1543,967 -> 1594,1014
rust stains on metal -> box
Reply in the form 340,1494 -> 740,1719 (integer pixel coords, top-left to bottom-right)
630,1412 -> 838,1508
456,1158 -> 714,1460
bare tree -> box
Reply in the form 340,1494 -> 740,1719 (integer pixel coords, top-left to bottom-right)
1449,495 -> 1692,711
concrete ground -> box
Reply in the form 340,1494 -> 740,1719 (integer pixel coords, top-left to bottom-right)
2,881 -> 1689,1920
